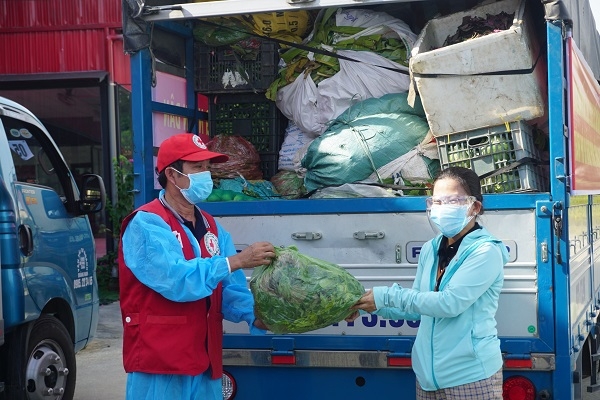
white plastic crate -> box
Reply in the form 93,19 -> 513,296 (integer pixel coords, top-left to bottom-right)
410,0 -> 547,136
436,121 -> 548,193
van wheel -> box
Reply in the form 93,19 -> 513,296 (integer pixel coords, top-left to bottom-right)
10,315 -> 76,400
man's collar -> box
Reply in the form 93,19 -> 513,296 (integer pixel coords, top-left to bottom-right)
159,190 -> 210,229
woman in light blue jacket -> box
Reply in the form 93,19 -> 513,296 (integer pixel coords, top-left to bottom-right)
350,167 -> 509,399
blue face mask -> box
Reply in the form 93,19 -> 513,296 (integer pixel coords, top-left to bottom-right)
171,168 -> 213,204
428,204 -> 473,238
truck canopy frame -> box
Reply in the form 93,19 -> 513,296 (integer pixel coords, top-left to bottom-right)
123,0 -> 600,79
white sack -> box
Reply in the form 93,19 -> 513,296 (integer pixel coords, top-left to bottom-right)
277,50 -> 411,136
278,122 -> 313,171
276,8 -> 417,136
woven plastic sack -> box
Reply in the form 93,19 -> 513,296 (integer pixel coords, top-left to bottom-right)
250,246 -> 364,334
236,11 -> 313,43
193,18 -> 250,46
270,170 -> 307,199
219,176 -> 280,200
309,183 -> 399,199
276,50 -> 411,137
364,131 -> 440,185
301,92 -> 430,191
278,121 -> 313,171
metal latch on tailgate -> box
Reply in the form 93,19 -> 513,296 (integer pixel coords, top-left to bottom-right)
353,231 -> 385,240
291,232 -> 322,240
552,202 -> 563,264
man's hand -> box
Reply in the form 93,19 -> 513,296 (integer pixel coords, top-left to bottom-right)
253,319 -> 269,331
228,242 -> 276,272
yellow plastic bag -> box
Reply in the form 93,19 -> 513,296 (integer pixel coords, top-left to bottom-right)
235,11 -> 312,44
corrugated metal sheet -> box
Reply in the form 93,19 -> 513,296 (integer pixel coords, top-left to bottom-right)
2,29 -> 108,73
110,35 -> 132,89
0,0 -> 122,28
0,0 -> 129,80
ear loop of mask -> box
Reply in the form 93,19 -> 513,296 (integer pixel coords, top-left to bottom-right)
169,167 -> 187,191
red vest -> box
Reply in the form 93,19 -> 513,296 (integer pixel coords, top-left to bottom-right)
118,199 -> 223,378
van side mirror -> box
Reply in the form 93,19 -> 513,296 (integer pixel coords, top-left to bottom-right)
78,174 -> 106,214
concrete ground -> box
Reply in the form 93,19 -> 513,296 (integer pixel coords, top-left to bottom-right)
73,301 -> 600,400
74,301 -> 126,400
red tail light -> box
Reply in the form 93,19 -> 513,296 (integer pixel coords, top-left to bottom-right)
222,371 -> 237,400
503,375 -> 536,400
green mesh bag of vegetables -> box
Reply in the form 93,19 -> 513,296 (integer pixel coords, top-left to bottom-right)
250,246 -> 364,334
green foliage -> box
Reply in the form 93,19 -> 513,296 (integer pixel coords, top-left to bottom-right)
96,155 -> 134,300
96,254 -> 117,295
266,8 -> 410,101
250,246 -> 364,334
106,155 -> 134,241
99,286 -> 121,305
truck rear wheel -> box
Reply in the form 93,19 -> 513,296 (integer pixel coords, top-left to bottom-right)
4,315 -> 76,400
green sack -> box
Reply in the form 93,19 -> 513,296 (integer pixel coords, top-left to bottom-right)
193,18 -> 250,47
301,92 -> 430,192
250,246 -> 364,334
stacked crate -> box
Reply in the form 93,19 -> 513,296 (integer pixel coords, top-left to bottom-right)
208,93 -> 286,180
436,121 -> 548,193
195,38 -> 285,180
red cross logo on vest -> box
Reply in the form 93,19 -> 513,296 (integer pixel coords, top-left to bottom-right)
204,232 -> 220,256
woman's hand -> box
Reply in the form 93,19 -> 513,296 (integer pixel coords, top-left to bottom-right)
345,310 -> 360,322
352,289 -> 377,313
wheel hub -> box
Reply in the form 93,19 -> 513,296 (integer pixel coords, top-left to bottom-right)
25,344 -> 69,400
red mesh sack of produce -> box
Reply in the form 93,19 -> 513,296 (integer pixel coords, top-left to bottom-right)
207,135 -> 263,180
270,170 -> 307,199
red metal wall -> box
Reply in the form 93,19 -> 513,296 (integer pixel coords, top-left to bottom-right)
0,0 -> 130,87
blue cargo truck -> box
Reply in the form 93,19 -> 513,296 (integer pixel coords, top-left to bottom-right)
0,96 -> 106,399
125,0 -> 600,398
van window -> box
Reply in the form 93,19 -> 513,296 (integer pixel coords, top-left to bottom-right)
3,115 -> 67,199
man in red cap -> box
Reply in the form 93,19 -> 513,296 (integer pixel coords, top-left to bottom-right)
118,133 -> 275,400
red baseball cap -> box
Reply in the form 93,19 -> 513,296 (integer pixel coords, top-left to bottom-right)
156,133 -> 228,173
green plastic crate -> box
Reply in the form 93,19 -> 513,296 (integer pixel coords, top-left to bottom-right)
209,93 -> 286,180
436,121 -> 548,193
195,39 -> 279,93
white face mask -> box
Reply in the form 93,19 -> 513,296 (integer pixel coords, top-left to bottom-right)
171,168 -> 213,204
428,204 -> 474,238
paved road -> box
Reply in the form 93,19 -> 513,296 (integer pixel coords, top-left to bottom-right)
74,301 -> 126,400
74,301 -> 600,400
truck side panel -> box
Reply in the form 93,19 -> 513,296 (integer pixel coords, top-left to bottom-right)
220,208 -> 542,338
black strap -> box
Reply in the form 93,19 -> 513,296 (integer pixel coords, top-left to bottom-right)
412,48 -> 543,78
196,18 -> 545,79
478,156 -> 543,180
145,4 -> 544,80
194,18 -> 411,76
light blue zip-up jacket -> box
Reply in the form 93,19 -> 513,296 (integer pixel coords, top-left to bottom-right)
372,226 -> 508,391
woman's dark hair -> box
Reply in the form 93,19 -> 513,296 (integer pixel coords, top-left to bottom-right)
156,160 -> 184,189
433,167 -> 484,211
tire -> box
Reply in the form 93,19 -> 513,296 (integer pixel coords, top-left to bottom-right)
4,315 -> 76,400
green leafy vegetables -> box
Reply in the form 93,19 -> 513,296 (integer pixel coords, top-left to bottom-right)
265,8 -> 410,101
250,246 -> 364,334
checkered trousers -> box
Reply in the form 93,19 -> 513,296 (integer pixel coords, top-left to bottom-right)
416,369 -> 503,400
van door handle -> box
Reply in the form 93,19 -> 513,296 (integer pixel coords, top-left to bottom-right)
291,232 -> 322,240
18,224 -> 33,256
354,231 -> 385,240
